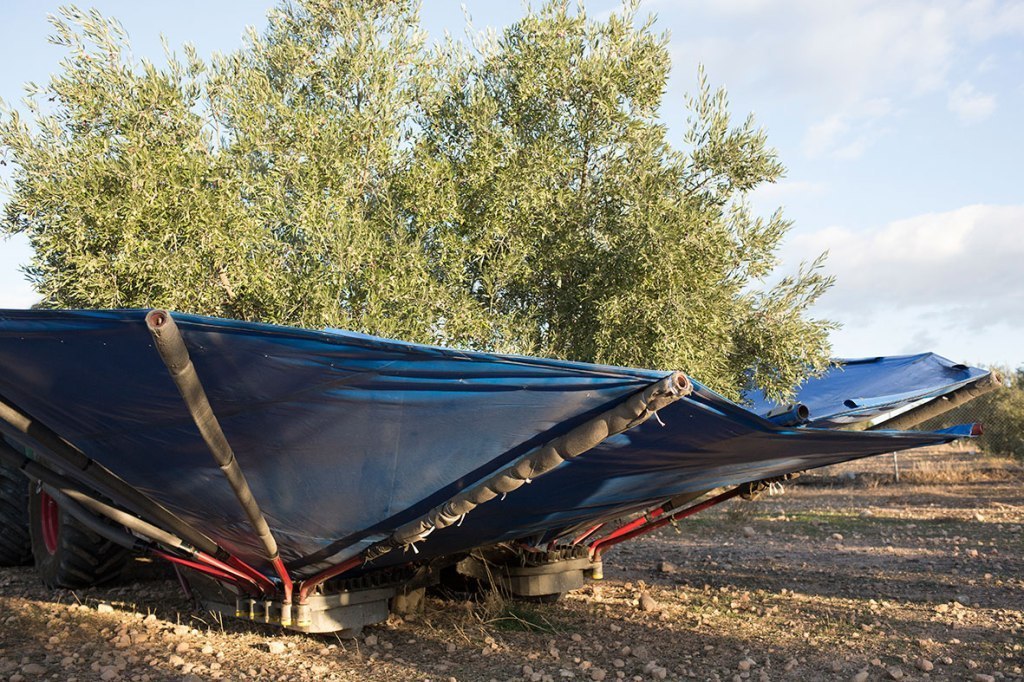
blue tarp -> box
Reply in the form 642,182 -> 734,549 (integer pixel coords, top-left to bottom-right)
415,384 -> 975,560
0,309 -> 984,577
744,354 -> 988,427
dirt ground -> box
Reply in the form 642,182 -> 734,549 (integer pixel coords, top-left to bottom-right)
1,446 -> 1022,682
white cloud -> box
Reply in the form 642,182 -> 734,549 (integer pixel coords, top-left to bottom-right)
666,2 -> 959,101
778,204 -> 1024,364
0,234 -> 38,309
785,204 -> 1024,329
976,54 -> 998,73
661,0 -> 1024,159
748,179 -> 826,209
803,115 -> 849,159
947,81 -> 997,123
957,0 -> 1024,40
801,99 -> 893,159
824,308 -> 1021,365
0,288 -> 38,309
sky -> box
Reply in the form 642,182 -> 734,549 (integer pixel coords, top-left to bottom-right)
1,0 -> 1021,368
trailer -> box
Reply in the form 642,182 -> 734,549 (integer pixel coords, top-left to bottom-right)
0,309 -> 997,635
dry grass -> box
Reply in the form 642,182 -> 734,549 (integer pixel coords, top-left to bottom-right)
802,445 -> 1023,487
898,456 -> 1012,484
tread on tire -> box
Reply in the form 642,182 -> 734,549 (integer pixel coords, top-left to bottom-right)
28,484 -> 129,588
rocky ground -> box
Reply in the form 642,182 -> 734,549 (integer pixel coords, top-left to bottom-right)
1,447 -> 1022,682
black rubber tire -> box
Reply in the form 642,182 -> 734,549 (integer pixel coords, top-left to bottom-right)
28,485 -> 129,588
0,461 -> 32,566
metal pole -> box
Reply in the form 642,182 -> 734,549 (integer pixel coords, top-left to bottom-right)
145,310 -> 293,623
869,372 -> 1003,431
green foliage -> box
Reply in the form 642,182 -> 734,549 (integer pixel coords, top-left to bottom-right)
1,1 -> 835,400
985,371 -> 1024,459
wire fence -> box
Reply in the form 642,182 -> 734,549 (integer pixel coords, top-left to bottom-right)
918,377 -> 1024,460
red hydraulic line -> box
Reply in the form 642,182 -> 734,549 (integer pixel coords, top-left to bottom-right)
225,555 -> 278,595
297,555 -> 362,604
196,552 -> 274,595
589,486 -> 744,559
571,522 -> 605,546
153,551 -> 254,590
270,556 -> 295,626
271,556 -> 294,604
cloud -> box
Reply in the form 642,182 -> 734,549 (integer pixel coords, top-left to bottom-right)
779,204 -> 1024,364
822,307 -> 1021,365
660,0 -> 1024,158
958,0 -> 1024,40
784,204 -> 1024,329
666,2 -> 955,101
802,115 -> 849,159
801,99 -> 892,159
0,234 -> 38,309
947,81 -> 997,123
900,328 -> 940,355
0,284 -> 38,309
748,179 -> 826,209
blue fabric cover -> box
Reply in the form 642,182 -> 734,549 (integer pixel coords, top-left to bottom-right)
744,354 -> 989,427
0,310 -> 979,576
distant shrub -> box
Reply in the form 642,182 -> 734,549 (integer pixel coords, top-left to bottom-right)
983,378 -> 1024,459
922,367 -> 1024,460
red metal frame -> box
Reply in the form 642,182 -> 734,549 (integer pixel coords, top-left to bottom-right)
171,564 -> 195,602
589,486 -> 744,559
143,543 -> 285,601
30,474 -> 282,598
181,553 -> 284,600
297,555 -> 362,603
586,507 -> 666,548
293,486 -> 747,604
195,552 -> 274,595
571,522 -> 605,546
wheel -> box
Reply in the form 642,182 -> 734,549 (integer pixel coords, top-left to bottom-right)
434,564 -> 486,600
0,460 -> 32,566
28,485 -> 129,588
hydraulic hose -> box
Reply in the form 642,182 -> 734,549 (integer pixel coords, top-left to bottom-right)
146,310 -> 293,621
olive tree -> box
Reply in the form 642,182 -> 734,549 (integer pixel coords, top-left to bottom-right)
1,0 -> 834,400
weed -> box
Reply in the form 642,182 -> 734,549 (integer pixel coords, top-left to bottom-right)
486,603 -> 558,633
